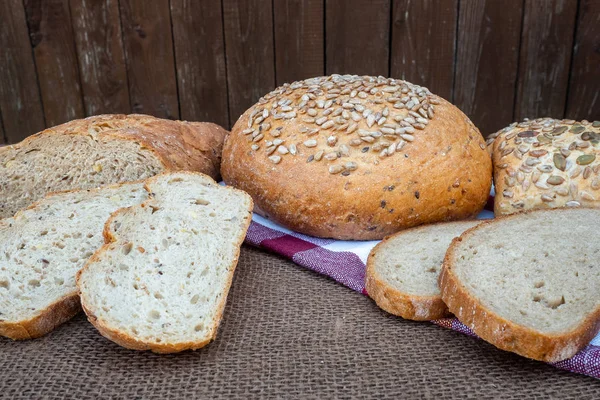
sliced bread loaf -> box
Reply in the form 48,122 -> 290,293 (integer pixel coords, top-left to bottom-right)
366,220 -> 481,320
77,172 -> 253,353
0,114 -> 228,218
0,182 -> 148,340
439,208 -> 600,362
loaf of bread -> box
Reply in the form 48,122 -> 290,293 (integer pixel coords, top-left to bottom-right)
222,75 -> 492,240
0,182 -> 148,340
366,220 -> 481,321
490,118 -> 600,215
439,208 -> 600,362
77,172 -> 253,353
0,114 -> 228,218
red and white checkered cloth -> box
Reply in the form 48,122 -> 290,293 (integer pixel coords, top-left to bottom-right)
243,195 -> 600,379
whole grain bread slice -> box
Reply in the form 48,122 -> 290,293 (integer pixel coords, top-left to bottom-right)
439,208 -> 600,362
366,220 -> 481,320
0,182 -> 148,340
77,172 -> 253,353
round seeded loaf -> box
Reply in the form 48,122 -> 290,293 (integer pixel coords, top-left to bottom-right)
222,75 -> 492,240
487,118 -> 600,215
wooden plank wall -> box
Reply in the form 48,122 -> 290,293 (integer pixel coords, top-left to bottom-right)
0,0 -> 598,144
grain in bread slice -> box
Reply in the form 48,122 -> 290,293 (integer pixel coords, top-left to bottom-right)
439,208 -> 600,362
77,172 -> 253,353
0,114 -> 227,218
366,220 -> 481,320
0,182 -> 148,340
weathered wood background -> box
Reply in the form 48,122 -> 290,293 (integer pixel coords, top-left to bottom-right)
0,0 -> 598,143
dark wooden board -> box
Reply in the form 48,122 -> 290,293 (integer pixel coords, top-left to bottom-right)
326,0 -> 391,76
0,112 -> 6,144
454,0 -> 524,136
119,0 -> 179,119
70,0 -> 131,116
274,0 -> 324,85
0,0 -> 45,142
223,0 -> 276,126
565,0 -> 600,121
390,0 -> 457,101
170,0 -> 229,127
514,0 -> 578,121
24,0 -> 84,127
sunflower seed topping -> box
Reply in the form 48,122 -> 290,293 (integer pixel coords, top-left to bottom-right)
547,175 -> 565,185
329,165 -> 344,174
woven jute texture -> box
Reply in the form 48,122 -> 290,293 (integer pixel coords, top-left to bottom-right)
1,246 -> 599,399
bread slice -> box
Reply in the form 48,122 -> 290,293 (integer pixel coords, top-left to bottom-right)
77,172 -> 253,353
439,208 -> 600,362
0,114 -> 227,218
0,182 -> 148,340
366,220 -> 481,320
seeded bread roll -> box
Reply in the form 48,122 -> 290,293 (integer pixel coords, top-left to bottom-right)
0,114 -> 227,218
491,118 -> 600,215
222,75 -> 492,240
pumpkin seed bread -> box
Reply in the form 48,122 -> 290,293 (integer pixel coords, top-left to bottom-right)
489,118 -> 600,215
366,220 -> 481,321
77,172 -> 253,353
222,75 -> 492,240
0,114 -> 227,219
0,181 -> 148,340
439,208 -> 600,362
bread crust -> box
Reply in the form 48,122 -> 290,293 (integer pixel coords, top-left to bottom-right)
366,221 -> 481,321
439,209 -> 600,362
491,118 -> 600,215
0,294 -> 80,340
76,171 -> 254,353
222,76 -> 491,240
0,113 -> 228,180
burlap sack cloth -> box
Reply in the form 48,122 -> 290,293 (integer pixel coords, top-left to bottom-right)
1,246 -> 599,399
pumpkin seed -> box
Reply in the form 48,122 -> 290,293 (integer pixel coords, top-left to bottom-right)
576,154 -> 596,165
553,153 -> 566,171
537,135 -> 552,144
551,126 -> 568,135
569,125 -> 585,134
518,130 -> 536,138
